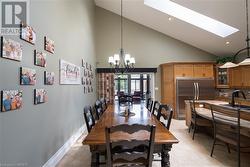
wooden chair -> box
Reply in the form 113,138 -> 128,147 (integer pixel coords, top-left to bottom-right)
210,105 -> 250,167
83,106 -> 95,133
146,98 -> 153,112
156,104 -> 173,130
105,124 -> 156,167
188,100 -> 212,140
95,100 -> 104,120
100,97 -> 108,111
151,101 -> 160,116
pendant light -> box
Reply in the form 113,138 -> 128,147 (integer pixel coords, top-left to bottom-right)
220,0 -> 250,68
108,0 -> 135,73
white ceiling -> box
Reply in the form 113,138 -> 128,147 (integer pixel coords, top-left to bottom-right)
94,0 -> 248,56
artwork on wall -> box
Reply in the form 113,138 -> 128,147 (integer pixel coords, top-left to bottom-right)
1,37 -> 23,61
59,59 -> 81,85
44,72 -> 55,85
34,50 -> 47,67
20,22 -> 36,44
82,59 -> 86,68
34,89 -> 47,104
44,36 -> 55,54
1,90 -> 23,112
20,67 -> 36,85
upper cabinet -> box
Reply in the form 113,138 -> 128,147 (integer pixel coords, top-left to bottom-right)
193,64 -> 214,78
216,65 -> 230,88
173,63 -> 214,78
174,64 -> 194,77
229,66 -> 250,88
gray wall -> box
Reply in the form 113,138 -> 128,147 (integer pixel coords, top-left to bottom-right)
0,0 -> 96,166
95,7 -> 217,100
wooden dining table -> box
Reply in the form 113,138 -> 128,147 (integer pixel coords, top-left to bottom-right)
82,103 -> 179,167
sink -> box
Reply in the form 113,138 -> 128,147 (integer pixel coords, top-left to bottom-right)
220,104 -> 250,110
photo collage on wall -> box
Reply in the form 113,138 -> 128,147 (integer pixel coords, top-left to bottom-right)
0,22 -> 56,112
82,59 -> 94,94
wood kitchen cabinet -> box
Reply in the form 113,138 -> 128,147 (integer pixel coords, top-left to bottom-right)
174,64 -> 194,77
194,64 -> 214,78
229,65 -> 250,88
161,62 -> 215,119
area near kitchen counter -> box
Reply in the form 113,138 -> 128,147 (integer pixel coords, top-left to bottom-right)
185,100 -> 250,137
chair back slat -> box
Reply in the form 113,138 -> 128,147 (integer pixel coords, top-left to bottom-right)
83,106 -> 95,133
156,104 -> 173,130
105,124 -> 156,167
109,124 -> 152,134
111,140 -> 150,149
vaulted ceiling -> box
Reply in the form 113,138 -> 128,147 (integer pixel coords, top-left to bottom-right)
95,0 -> 248,57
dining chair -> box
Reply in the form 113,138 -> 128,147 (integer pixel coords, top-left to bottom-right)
147,98 -> 154,112
210,105 -> 250,167
95,99 -> 104,120
188,100 -> 212,140
83,106 -> 95,133
151,101 -> 160,116
146,98 -> 152,109
105,124 -> 156,167
156,104 -> 173,130
100,97 -> 108,111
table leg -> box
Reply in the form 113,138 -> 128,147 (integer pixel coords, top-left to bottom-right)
91,152 -> 99,167
161,144 -> 172,167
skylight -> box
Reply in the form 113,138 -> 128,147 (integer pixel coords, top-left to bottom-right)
144,0 -> 239,38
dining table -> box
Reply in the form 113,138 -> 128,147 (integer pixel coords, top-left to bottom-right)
82,103 -> 179,167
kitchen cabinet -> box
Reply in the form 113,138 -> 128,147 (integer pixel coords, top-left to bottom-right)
161,62 -> 215,119
174,64 -> 194,77
229,65 -> 250,88
194,64 -> 214,78
216,65 -> 230,88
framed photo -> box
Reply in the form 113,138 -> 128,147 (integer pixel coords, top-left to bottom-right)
20,22 -> 36,44
1,37 -> 22,61
34,50 -> 47,67
34,89 -> 47,104
20,67 -> 36,85
44,36 -> 55,54
1,90 -> 23,112
44,72 -> 55,85
82,77 -> 85,85
60,59 -> 81,85
82,59 -> 86,68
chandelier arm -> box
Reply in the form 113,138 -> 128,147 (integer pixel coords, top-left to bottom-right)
233,47 -> 250,62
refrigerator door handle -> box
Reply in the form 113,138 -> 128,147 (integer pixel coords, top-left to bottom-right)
197,82 -> 200,100
193,82 -> 197,100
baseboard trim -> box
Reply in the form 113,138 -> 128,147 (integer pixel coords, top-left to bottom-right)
42,125 -> 87,167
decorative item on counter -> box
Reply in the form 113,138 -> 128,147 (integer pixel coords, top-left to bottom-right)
44,36 -> 55,54
1,37 -> 22,61
34,89 -> 47,104
34,50 -> 47,67
20,67 -> 36,85
20,22 -> 36,44
1,90 -> 23,112
44,72 -> 55,85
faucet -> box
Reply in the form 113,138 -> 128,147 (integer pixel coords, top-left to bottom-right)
231,90 -> 246,107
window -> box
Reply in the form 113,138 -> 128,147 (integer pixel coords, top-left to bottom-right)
114,73 -> 153,100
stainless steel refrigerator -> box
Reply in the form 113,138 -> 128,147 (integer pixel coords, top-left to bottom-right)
176,77 -> 215,119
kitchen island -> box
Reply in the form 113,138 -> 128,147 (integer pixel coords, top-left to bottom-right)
185,100 -> 250,137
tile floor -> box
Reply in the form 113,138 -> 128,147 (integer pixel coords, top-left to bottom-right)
57,120 -> 250,167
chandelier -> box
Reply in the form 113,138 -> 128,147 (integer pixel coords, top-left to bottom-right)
108,0 -> 135,73
220,0 -> 250,68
